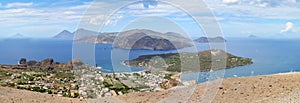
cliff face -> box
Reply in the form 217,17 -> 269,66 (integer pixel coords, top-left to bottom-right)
114,35 -> 176,50
194,37 -> 226,43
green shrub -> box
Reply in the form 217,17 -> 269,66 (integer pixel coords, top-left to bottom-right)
47,89 -> 52,94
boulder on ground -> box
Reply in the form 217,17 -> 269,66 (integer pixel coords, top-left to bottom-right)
41,58 -> 54,66
66,59 -> 84,69
27,60 -> 37,66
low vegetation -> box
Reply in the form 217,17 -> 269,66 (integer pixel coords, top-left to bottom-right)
125,50 -> 253,72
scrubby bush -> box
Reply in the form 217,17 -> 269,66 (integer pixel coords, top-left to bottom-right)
47,89 -> 52,94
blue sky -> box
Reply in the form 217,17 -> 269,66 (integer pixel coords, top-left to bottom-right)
0,0 -> 299,38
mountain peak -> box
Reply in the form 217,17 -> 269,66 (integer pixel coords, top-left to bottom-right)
10,33 -> 25,39
14,33 -> 23,37
53,30 -> 73,39
62,30 -> 70,33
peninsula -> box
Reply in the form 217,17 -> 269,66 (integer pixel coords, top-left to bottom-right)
125,50 -> 253,72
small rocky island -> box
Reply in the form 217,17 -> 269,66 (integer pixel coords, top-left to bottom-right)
125,50 -> 253,72
194,37 -> 226,43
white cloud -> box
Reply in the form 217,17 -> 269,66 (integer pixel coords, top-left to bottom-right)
222,0 -> 240,4
4,2 -> 33,8
220,0 -> 297,7
281,22 -> 294,33
89,15 -> 104,25
204,0 -> 300,20
0,2 -> 90,30
63,11 -> 77,15
122,3 -> 181,17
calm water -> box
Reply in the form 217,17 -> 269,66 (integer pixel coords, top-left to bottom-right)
1,38 -> 300,81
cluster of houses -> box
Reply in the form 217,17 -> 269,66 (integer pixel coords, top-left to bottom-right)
75,67 -> 174,99
0,59 -> 180,99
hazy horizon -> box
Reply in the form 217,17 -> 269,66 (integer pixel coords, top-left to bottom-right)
0,0 -> 299,39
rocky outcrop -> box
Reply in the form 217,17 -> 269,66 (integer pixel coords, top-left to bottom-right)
19,58 -> 26,65
66,59 -> 84,68
41,58 -> 54,67
26,60 -> 37,66
2,58 -> 85,71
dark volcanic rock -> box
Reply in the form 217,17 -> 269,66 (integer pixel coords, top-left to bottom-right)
46,66 -> 54,70
41,58 -> 54,66
131,36 -> 176,50
66,59 -> 84,68
19,58 -> 26,65
27,60 -> 37,66
3,58 -> 86,71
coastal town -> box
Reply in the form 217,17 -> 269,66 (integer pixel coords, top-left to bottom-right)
0,58 -> 181,99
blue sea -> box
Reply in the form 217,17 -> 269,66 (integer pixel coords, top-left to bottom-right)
1,38 -> 300,82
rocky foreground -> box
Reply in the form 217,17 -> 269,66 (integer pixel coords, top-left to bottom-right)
2,72 -> 300,103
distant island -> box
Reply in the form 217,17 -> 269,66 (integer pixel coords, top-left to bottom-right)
125,49 -> 253,72
53,29 -> 193,50
53,30 -> 73,40
248,35 -> 258,38
52,29 -> 98,40
194,36 -> 226,43
7,33 -> 28,39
